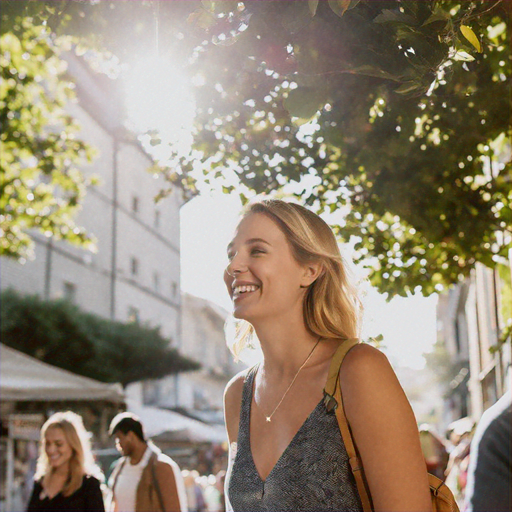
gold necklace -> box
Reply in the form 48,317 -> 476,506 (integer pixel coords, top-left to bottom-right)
263,337 -> 322,423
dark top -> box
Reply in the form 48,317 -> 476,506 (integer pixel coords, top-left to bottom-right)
227,365 -> 363,512
27,475 -> 105,512
465,391 -> 512,512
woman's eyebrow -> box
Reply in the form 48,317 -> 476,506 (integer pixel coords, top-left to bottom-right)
227,238 -> 271,252
246,238 -> 271,246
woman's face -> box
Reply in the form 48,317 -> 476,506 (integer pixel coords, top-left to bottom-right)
45,426 -> 73,470
224,212 -> 311,323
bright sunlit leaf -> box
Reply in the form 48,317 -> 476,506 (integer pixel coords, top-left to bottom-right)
460,25 -> 482,53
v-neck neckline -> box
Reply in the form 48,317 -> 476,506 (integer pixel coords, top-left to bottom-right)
247,368 -> 325,483
40,483 -> 62,501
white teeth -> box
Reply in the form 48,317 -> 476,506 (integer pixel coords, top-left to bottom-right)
233,284 -> 259,295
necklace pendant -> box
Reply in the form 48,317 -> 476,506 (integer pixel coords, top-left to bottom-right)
266,417 -> 271,422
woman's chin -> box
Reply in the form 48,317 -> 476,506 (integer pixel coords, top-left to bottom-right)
232,305 -> 253,322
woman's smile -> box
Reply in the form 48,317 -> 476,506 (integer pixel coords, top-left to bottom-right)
232,283 -> 260,301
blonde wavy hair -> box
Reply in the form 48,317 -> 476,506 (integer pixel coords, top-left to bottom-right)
35,411 -> 101,496
229,199 -> 362,357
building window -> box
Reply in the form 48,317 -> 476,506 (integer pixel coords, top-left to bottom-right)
128,306 -> 140,323
154,210 -> 160,229
132,196 -> 139,214
153,272 -> 160,293
130,257 -> 139,276
63,282 -> 76,302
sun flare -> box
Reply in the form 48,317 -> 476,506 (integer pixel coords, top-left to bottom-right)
123,55 -> 195,160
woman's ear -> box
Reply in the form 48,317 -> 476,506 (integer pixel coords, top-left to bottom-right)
300,262 -> 324,288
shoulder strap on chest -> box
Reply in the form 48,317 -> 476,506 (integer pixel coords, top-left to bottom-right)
323,338 -> 374,512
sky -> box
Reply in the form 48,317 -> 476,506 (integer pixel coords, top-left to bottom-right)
180,192 -> 438,370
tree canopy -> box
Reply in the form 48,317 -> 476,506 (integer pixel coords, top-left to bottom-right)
0,289 -> 200,386
1,16 -> 96,261
180,0 -> 511,297
2,0 -> 511,297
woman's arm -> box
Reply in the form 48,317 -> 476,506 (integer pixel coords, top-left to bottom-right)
340,344 -> 431,512
223,371 -> 246,444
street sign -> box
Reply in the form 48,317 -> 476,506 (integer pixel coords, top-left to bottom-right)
8,414 -> 44,441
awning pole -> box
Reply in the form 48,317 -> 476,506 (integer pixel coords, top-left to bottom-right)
6,436 -> 14,512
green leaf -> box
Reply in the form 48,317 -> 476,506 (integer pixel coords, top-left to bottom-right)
348,65 -> 401,81
283,87 -> 325,119
328,0 -> 351,18
422,9 -> 450,26
460,25 -> 482,53
394,80 -> 422,94
373,9 -> 416,25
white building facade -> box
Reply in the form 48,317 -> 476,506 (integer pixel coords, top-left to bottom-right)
1,52 -> 186,396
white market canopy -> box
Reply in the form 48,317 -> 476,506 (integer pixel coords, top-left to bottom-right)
128,400 -> 227,444
0,344 -> 125,403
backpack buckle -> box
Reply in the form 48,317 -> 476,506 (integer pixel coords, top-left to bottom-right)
323,390 -> 338,412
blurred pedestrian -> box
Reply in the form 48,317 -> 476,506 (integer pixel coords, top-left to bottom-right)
215,471 -> 226,512
26,411 -> 105,512
182,470 -> 206,512
107,412 -> 187,512
445,419 -> 474,506
464,390 -> 511,512
419,423 -> 449,479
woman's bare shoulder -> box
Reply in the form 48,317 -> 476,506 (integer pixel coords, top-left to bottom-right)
338,342 -> 406,419
339,342 -> 392,382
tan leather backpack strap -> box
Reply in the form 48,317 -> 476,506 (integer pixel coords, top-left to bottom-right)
323,339 -> 374,512
324,338 -> 359,400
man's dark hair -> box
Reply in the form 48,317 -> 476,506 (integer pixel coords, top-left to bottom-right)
109,412 -> 145,441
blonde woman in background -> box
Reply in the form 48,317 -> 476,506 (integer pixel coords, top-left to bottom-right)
27,411 -> 105,512
223,199 -> 431,512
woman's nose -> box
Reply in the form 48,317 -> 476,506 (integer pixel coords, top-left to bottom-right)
226,253 -> 248,277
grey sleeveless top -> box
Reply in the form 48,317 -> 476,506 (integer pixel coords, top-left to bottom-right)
227,365 -> 363,512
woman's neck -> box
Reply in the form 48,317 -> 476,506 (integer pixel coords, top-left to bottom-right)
51,463 -> 70,478
253,316 -> 321,376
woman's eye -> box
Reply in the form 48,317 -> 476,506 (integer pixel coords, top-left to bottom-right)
251,248 -> 265,255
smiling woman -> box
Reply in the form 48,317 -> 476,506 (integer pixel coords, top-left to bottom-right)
27,411 -> 105,512
123,55 -> 195,159
222,198 -> 433,512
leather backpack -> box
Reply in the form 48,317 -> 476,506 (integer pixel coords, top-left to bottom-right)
323,338 -> 460,512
